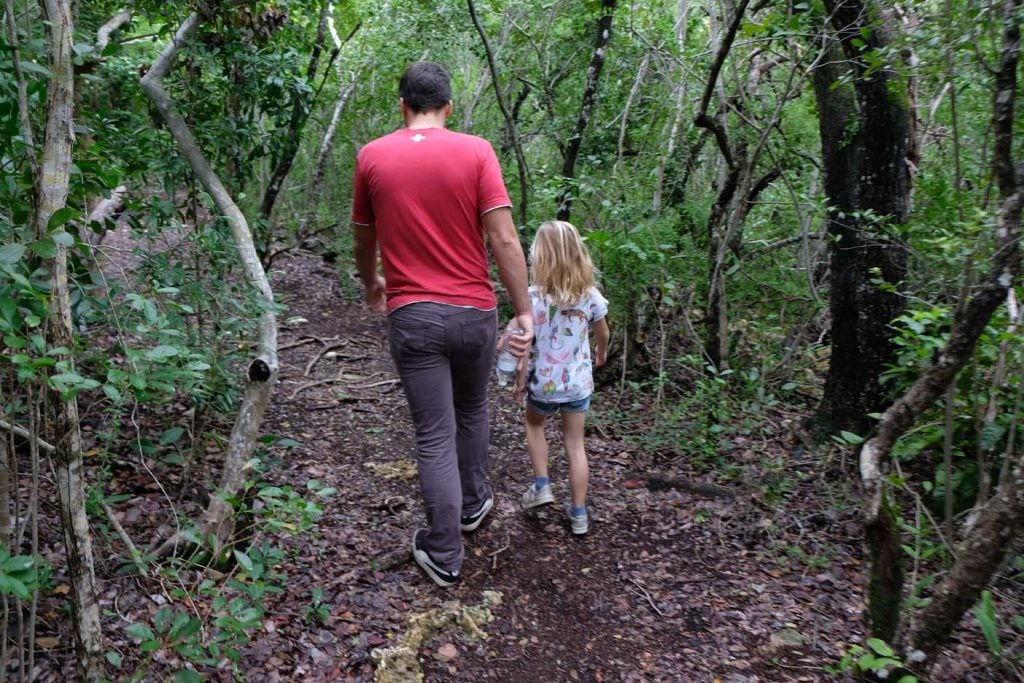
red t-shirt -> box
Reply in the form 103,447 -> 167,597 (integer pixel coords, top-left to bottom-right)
350,127 -> 512,312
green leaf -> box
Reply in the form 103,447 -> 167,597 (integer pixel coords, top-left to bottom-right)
28,238 -> 56,259
233,550 -> 254,572
0,244 -> 26,265
0,575 -> 30,599
146,345 -> 179,360
839,430 -> 864,446
0,296 -> 17,323
102,384 -> 123,402
19,61 -> 50,77
126,623 -> 154,641
160,426 -> 185,446
3,555 -> 34,573
974,590 -> 1002,659
866,637 -> 894,657
47,207 -> 76,231
50,230 -> 75,247
105,651 -> 122,668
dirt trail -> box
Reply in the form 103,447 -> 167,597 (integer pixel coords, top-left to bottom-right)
242,252 -> 880,683
237,252 -> 864,683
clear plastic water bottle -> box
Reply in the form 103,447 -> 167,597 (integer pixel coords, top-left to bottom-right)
495,326 -> 523,387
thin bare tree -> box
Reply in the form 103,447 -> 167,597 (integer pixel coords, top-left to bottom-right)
141,12 -> 280,560
37,1 -> 105,678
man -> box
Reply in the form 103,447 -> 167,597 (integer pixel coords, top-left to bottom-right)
351,61 -> 533,587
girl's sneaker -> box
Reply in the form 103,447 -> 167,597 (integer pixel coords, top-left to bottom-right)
521,483 -> 554,509
565,504 -> 589,535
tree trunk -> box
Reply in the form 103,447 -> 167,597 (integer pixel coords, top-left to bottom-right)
556,0 -> 616,221
37,0 -> 104,679
141,13 -> 279,560
296,75 -> 356,240
814,0 -> 911,439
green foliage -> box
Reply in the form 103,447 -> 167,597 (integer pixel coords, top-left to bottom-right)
829,638 -> 917,682
973,590 -> 1002,661
882,298 -> 1023,515
0,545 -> 42,600
120,469 -> 331,679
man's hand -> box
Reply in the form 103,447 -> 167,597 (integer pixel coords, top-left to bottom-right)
505,314 -> 532,357
365,274 -> 386,314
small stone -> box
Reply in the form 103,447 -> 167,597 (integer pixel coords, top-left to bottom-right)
768,628 -> 807,653
435,642 -> 458,662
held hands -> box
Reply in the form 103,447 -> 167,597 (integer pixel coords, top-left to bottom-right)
506,314 -> 534,358
497,315 -> 533,399
512,368 -> 527,402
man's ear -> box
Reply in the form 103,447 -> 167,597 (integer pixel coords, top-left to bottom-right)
444,100 -> 453,118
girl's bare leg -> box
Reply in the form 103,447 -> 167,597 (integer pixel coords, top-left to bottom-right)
561,411 -> 589,508
525,404 -> 549,479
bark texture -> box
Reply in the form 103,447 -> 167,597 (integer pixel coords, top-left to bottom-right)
37,0 -> 104,679
815,0 -> 911,439
141,13 -> 279,559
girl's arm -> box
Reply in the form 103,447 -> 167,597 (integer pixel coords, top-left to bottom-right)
592,318 -> 610,367
512,362 -> 528,402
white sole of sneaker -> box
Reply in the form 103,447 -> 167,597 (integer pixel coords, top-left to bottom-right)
411,530 -> 459,587
460,496 -> 494,532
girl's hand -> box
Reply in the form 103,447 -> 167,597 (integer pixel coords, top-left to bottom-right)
512,375 -> 526,402
512,358 -> 528,402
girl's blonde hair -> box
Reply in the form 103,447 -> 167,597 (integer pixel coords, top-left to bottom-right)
529,220 -> 595,307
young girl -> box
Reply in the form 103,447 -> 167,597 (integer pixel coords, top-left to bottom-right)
511,220 -> 609,535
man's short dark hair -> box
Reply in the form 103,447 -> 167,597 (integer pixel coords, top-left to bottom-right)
399,62 -> 452,113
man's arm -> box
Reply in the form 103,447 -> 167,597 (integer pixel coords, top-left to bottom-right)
352,222 -> 386,313
482,207 -> 533,356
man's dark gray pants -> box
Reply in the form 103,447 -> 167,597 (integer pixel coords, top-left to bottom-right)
388,302 -> 497,572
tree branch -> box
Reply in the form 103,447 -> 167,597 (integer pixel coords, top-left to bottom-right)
695,0 -> 752,122
94,5 -> 134,56
4,0 -> 38,176
467,0 -> 530,226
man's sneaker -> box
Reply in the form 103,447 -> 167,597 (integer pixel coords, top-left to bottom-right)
411,529 -> 460,588
460,495 -> 494,532
521,483 -> 555,510
565,504 -> 589,536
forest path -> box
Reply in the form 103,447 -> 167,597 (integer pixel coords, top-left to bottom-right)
248,252 -> 862,682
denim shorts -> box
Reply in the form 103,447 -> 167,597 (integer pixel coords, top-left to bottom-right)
527,395 -> 591,416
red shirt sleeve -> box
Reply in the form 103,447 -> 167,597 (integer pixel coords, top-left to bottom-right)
351,149 -> 374,225
477,142 -> 512,215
